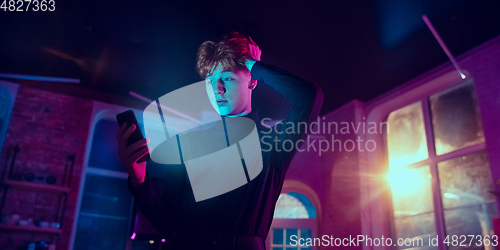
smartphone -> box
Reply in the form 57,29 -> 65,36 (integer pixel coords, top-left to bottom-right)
116,110 -> 150,163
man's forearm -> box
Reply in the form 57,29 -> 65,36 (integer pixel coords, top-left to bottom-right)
250,61 -> 321,103
130,174 -> 145,188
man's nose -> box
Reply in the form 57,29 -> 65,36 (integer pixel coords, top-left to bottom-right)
213,80 -> 226,95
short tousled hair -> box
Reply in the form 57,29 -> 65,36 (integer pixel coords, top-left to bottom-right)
196,32 -> 252,79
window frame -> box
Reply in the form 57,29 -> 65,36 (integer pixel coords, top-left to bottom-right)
266,180 -> 321,250
269,220 -> 318,250
69,101 -> 142,250
0,80 -> 19,152
360,69 -> 495,250
384,78 -> 489,249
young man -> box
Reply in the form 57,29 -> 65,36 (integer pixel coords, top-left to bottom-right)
117,32 -> 323,250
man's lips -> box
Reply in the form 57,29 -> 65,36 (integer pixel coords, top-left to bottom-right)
216,100 -> 228,104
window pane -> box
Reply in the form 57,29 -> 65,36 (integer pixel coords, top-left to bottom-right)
394,213 -> 438,250
274,193 -> 316,219
286,228 -> 298,245
300,228 -> 311,239
444,203 -> 498,250
288,193 -> 316,218
80,174 -> 132,217
390,166 -> 437,250
89,119 -> 126,172
89,119 -> 154,173
430,82 -> 485,155
389,166 -> 434,215
438,151 -> 495,209
75,174 -> 132,249
387,101 -> 428,169
273,228 -> 284,244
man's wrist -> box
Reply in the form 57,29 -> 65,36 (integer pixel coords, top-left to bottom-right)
130,175 -> 145,188
246,60 -> 257,72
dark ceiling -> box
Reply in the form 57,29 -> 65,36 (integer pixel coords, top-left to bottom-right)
1,0 -> 499,118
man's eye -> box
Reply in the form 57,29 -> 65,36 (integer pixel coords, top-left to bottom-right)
223,78 -> 232,81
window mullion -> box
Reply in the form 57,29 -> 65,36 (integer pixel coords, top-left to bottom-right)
421,97 -> 447,250
422,98 -> 437,159
433,143 -> 485,163
283,228 -> 286,249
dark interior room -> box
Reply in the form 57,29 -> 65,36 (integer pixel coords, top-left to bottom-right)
1,0 -> 500,249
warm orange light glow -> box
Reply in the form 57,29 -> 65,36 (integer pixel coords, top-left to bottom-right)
387,102 -> 429,170
388,143 -> 427,169
387,168 -> 431,196
386,166 -> 434,216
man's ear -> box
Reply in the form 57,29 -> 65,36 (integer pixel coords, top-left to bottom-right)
248,79 -> 257,90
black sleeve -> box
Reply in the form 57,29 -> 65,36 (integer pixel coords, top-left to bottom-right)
127,172 -> 180,237
251,61 -> 323,172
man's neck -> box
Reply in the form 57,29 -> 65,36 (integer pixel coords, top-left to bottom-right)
224,110 -> 258,121
226,107 -> 252,118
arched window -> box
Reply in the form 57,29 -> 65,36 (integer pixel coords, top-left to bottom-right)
72,117 -> 133,250
268,192 -> 318,250
70,103 -> 168,249
0,81 -> 18,152
274,192 -> 316,219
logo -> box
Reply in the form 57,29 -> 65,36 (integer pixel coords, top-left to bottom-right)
142,81 -> 263,202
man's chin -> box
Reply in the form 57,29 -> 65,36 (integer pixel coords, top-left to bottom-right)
216,107 -> 231,116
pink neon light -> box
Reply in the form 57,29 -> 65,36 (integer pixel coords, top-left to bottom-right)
422,15 -> 466,79
130,232 -> 136,240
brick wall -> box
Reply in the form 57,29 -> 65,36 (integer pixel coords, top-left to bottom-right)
0,85 -> 92,250
459,36 -> 500,189
286,100 -> 365,249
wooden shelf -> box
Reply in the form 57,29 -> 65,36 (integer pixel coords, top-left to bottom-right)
4,180 -> 70,193
0,224 -> 62,234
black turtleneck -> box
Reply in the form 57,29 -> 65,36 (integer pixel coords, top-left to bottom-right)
127,61 -> 323,246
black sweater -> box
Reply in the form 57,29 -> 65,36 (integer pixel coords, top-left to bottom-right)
127,61 -> 323,242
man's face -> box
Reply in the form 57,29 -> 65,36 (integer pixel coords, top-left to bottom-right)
205,66 -> 255,116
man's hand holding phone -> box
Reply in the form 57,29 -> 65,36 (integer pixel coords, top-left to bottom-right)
116,123 -> 150,187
